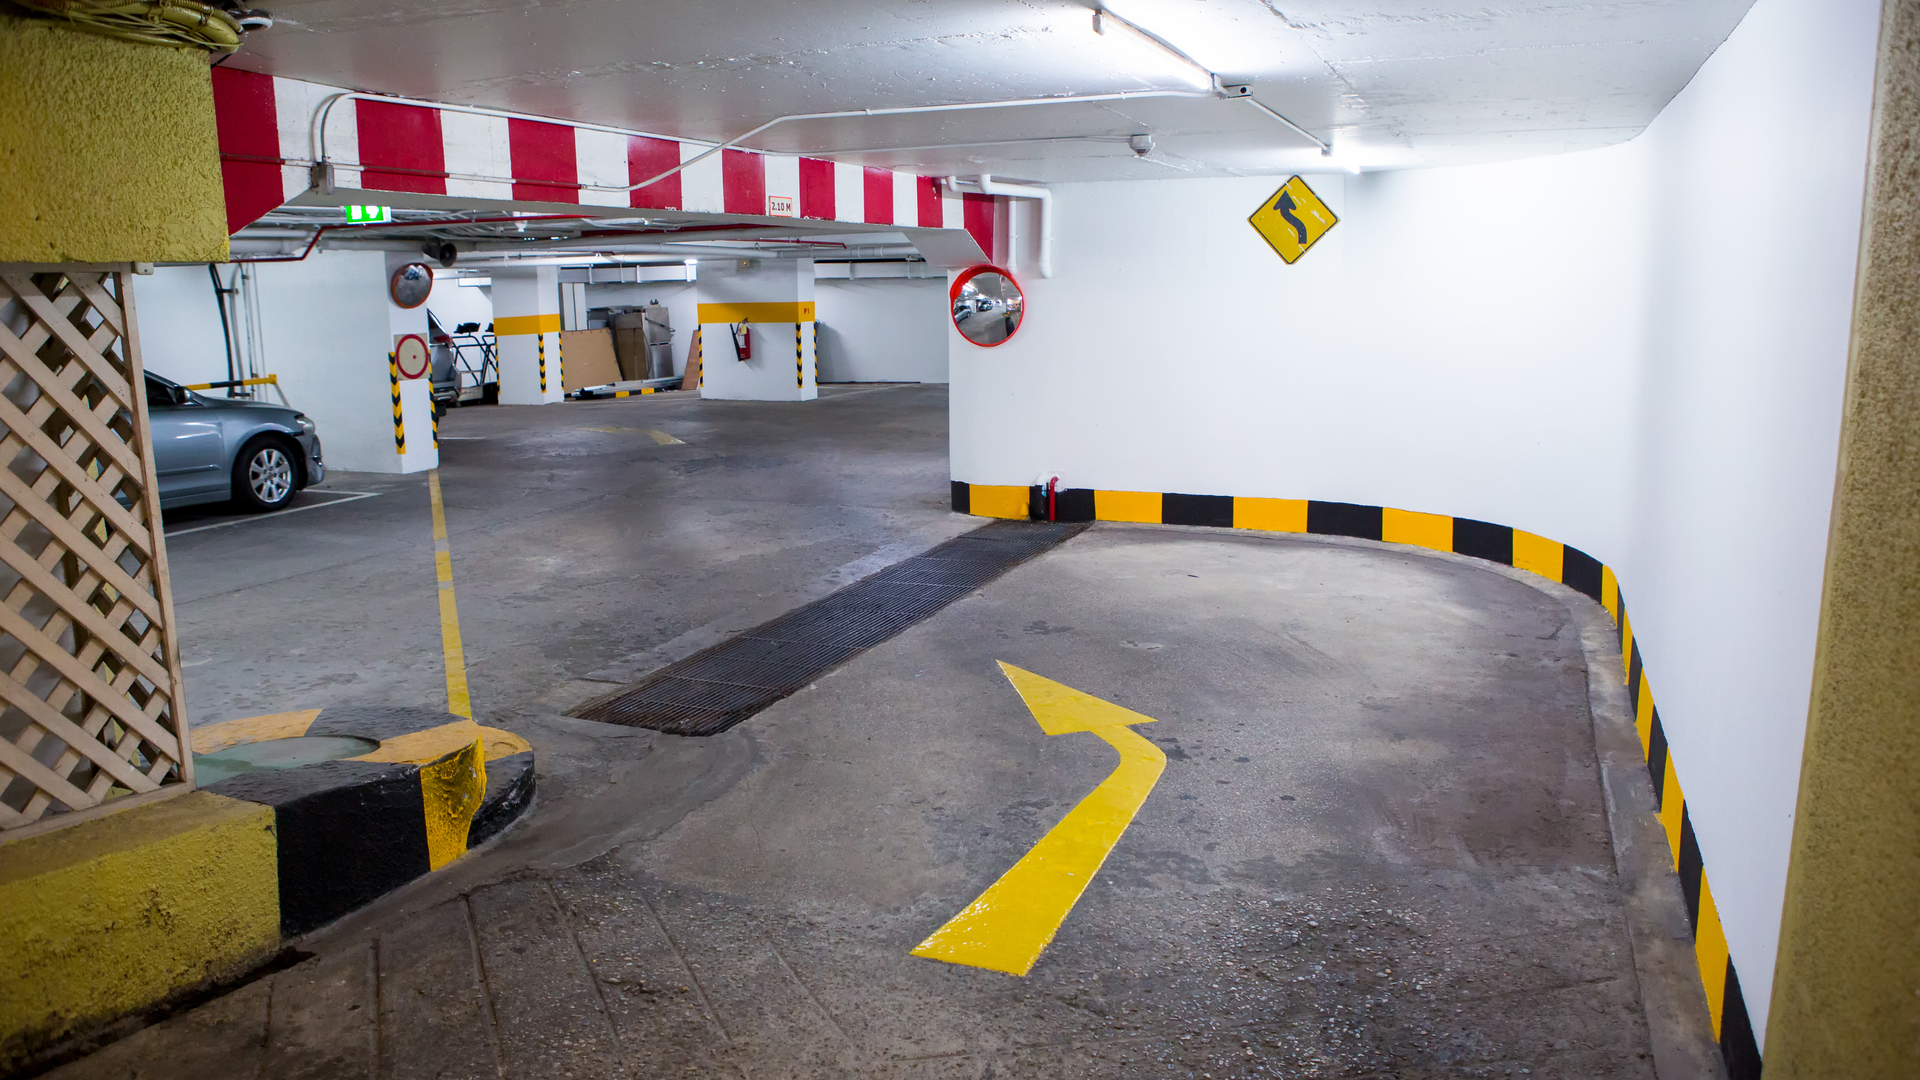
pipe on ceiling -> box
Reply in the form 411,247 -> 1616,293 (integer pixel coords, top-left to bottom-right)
945,175 -> 1052,279
310,88 -> 1220,197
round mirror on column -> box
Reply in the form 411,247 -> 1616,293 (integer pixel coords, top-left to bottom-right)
950,265 -> 1025,347
389,262 -> 434,309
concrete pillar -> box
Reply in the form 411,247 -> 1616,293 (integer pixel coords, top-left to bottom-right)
249,249 -> 433,475
697,258 -> 817,401
1766,1 -> 1920,1075
384,252 -> 436,473
491,266 -> 564,405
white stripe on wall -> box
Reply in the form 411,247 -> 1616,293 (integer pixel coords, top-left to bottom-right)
764,154 -> 800,216
275,77 -> 360,193
574,128 -> 629,208
442,111 -> 513,200
834,161 -> 865,224
680,142 -> 724,213
893,170 -> 916,227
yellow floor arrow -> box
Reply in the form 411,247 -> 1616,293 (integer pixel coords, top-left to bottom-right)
912,662 -> 1167,976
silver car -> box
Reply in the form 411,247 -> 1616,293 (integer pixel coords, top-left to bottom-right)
142,372 -> 325,511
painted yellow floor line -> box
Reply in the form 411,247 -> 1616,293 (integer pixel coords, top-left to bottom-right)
912,662 -> 1166,976
427,470 -> 472,719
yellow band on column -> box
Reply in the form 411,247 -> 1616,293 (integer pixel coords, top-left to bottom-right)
697,302 -> 816,323
495,313 -> 562,336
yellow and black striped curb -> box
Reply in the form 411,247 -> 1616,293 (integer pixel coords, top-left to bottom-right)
192,705 -> 534,938
388,353 -> 404,453
571,386 -> 675,400
951,480 -> 1763,1079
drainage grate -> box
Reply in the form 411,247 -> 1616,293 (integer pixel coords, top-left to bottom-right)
572,519 -> 1085,735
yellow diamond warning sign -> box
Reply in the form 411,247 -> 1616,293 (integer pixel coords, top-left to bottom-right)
1248,176 -> 1337,264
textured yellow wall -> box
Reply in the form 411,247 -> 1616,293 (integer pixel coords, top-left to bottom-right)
1767,0 -> 1920,1074
0,14 -> 227,263
0,792 -> 278,1071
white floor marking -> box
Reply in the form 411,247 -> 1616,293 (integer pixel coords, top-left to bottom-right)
164,491 -> 381,537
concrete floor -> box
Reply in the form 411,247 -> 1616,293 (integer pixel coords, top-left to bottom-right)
55,386 -> 1718,1079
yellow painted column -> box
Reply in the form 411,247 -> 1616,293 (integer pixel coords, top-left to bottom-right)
1766,1 -> 1920,1074
0,14 -> 226,263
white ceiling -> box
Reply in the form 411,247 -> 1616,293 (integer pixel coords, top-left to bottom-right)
230,0 -> 1758,182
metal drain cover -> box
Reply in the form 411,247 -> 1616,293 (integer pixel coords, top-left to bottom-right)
572,519 -> 1084,735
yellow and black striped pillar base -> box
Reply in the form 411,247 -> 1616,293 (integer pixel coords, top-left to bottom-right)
389,353 -> 404,453
795,325 -> 804,389
947,480 -> 1764,1079
537,335 -> 548,394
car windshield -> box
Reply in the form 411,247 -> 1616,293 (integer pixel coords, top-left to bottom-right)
144,372 -> 187,405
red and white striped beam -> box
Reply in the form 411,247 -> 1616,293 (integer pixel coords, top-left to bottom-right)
211,68 -> 998,255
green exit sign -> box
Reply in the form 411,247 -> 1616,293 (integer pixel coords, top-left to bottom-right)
346,205 -> 392,223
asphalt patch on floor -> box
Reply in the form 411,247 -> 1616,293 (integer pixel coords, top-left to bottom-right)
572,519 -> 1084,735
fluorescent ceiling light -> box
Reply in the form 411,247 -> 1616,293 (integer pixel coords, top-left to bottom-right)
1092,8 -> 1213,91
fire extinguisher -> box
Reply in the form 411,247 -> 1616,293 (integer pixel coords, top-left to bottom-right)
730,319 -> 751,361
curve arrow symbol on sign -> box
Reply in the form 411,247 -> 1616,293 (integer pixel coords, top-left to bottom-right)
1275,191 -> 1310,245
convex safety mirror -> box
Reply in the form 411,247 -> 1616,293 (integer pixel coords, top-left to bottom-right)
950,265 -> 1024,347
389,262 -> 434,309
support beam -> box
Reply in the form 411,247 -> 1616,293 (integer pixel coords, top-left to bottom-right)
1766,0 -> 1920,1073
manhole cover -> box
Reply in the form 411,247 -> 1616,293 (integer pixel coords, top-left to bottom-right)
193,735 -> 381,785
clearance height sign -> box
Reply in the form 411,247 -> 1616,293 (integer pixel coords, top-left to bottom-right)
1248,176 -> 1338,264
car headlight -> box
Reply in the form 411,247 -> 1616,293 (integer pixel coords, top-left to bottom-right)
293,413 -> 315,435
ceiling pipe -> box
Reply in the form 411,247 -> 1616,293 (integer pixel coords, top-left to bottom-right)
311,88 -> 1220,195
223,213 -> 595,263
945,175 -> 1052,279
305,16 -> 1330,195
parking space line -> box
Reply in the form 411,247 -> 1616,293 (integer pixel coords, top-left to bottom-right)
427,470 -> 472,719
163,491 -> 380,537
912,663 -> 1166,976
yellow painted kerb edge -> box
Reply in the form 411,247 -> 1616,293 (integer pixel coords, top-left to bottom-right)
0,792 -> 278,1068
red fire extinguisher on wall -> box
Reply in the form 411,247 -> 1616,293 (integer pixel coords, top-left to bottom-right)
730,319 -> 751,361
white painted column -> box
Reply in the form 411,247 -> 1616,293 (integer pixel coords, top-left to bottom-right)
491,265 -> 564,405
385,252 -> 438,473
697,258 -> 817,401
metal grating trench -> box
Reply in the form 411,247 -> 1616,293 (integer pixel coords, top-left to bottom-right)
571,520 -> 1085,735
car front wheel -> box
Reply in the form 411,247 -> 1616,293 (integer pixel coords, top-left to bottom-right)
234,437 -> 297,511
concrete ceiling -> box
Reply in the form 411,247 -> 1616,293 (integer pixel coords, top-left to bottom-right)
229,0 -> 1758,182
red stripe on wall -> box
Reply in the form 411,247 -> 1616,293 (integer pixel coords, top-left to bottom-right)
863,167 -> 893,225
799,158 -> 835,220
916,175 -> 943,228
509,118 -> 578,203
722,149 -> 767,216
356,100 -> 447,195
210,67 -> 283,234
627,136 -> 681,210
963,193 -> 995,261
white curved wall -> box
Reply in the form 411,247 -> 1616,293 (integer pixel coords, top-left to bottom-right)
948,0 -> 1881,1045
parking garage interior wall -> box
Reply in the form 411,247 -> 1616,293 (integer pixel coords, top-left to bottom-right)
136,253 -> 425,473
426,276 -> 494,339
579,281 -> 698,375
135,266 -> 236,388
815,277 -> 948,384
947,0 -> 1880,1048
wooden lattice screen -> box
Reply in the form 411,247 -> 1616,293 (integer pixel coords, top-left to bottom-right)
0,267 -> 191,831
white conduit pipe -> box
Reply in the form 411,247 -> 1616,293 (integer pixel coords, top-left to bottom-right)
310,89 -> 1216,195
945,175 -> 1053,279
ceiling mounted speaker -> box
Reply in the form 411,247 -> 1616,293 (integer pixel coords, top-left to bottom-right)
422,241 -> 458,268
